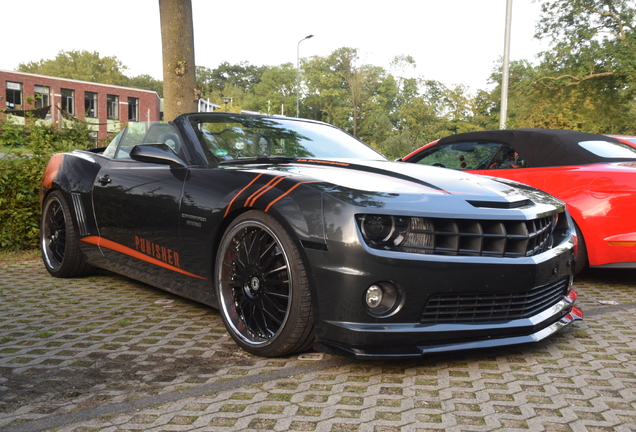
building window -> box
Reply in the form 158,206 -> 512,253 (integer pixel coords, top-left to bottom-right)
6,82 -> 22,110
107,94 -> 119,120
84,92 -> 97,117
128,97 -> 139,121
61,89 -> 75,115
34,85 -> 50,109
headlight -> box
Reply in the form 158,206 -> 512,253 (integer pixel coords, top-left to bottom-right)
357,215 -> 434,252
358,215 -> 409,248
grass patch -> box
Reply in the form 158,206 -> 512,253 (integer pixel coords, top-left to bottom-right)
36,331 -> 54,338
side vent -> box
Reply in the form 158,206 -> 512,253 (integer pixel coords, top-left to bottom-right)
71,193 -> 89,236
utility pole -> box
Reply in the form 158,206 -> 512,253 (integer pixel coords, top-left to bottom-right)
500,0 -> 513,129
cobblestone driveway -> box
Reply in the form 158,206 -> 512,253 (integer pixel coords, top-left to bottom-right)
1,257 -> 635,432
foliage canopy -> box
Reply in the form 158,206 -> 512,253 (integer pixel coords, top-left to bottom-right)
0,117 -> 93,250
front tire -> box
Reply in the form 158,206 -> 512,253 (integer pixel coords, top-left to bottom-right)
215,211 -> 314,357
41,191 -> 94,278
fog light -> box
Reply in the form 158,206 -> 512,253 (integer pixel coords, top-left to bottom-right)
363,282 -> 402,317
366,285 -> 383,308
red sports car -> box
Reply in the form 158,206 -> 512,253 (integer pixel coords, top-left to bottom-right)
400,129 -> 636,274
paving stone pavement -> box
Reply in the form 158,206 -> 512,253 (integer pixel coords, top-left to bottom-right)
1,257 -> 636,432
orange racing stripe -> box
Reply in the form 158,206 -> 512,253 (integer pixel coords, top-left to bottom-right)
265,181 -> 322,212
81,236 -> 206,280
223,173 -> 264,218
246,176 -> 287,207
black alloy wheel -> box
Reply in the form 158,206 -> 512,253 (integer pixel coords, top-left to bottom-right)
41,191 -> 93,278
216,211 -> 314,357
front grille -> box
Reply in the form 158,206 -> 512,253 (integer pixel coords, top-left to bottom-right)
419,277 -> 569,324
402,214 -> 557,258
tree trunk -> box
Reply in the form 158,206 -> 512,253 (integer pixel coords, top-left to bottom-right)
159,0 -> 198,121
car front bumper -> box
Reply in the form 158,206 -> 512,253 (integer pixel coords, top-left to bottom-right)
305,233 -> 581,359
314,293 -> 583,359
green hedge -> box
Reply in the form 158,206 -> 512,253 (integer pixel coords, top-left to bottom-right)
0,117 -> 93,250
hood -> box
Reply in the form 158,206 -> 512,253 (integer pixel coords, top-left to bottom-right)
277,159 -> 558,207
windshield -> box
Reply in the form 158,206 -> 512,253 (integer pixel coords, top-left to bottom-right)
188,115 -> 386,164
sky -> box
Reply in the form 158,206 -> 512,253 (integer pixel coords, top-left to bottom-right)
2,0 -> 549,92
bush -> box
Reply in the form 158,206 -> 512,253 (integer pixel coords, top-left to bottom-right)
0,117 -> 93,250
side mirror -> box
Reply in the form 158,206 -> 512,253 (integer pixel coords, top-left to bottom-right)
130,144 -> 186,168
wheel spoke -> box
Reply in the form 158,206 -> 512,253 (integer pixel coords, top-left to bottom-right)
259,238 -> 276,262
252,302 -> 269,338
262,307 -> 283,327
263,278 -> 289,288
262,294 -> 286,317
263,264 -> 287,278
259,244 -> 281,271
234,239 -> 249,269
230,256 -> 245,276
263,288 -> 289,300
246,228 -> 261,263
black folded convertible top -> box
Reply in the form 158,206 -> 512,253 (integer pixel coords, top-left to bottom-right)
437,128 -> 636,167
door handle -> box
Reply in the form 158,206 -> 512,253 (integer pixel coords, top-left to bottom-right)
98,174 -> 111,185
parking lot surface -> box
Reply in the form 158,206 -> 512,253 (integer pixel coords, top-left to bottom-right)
1,257 -> 635,432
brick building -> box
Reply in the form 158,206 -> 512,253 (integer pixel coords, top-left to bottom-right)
0,70 -> 161,142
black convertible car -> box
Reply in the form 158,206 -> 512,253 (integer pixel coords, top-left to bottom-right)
40,113 -> 582,359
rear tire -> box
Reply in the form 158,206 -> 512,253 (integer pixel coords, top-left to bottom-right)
573,222 -> 588,276
41,191 -> 94,278
215,210 -> 314,357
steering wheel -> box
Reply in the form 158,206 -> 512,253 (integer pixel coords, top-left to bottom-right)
432,162 -> 446,168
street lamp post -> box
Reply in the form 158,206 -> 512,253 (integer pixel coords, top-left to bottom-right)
221,96 -> 232,112
296,34 -> 314,118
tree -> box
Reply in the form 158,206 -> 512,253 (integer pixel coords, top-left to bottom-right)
393,80 -> 483,147
303,54 -> 350,126
535,0 -> 636,89
159,0 -> 198,121
303,48 -> 389,138
18,50 -> 129,86
487,54 -> 636,133
329,48 -> 387,138
128,74 -> 164,97
243,64 -> 296,115
197,62 -> 265,96
526,0 -> 636,133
